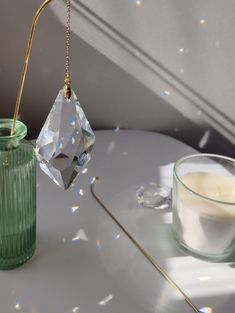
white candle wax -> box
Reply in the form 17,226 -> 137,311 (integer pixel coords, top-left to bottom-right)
176,172 -> 235,255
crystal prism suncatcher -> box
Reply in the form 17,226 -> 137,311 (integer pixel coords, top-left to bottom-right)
36,89 -> 95,189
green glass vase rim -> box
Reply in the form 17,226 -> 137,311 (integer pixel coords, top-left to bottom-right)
173,153 -> 235,206
0,119 -> 27,142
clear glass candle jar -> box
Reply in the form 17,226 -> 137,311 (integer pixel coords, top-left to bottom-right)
0,119 -> 36,269
172,154 -> 235,261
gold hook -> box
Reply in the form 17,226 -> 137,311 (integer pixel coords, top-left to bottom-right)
11,0 -> 56,135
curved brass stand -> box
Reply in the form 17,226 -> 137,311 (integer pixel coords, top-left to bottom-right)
11,0 -> 55,135
91,177 -> 200,313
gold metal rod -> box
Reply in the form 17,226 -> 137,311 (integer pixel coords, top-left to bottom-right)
11,0 -> 55,135
91,177 -> 201,313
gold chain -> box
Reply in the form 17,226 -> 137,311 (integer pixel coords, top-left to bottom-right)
63,0 -> 72,99
90,177 -> 201,313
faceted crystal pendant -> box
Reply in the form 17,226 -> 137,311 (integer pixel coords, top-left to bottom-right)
35,89 -> 95,189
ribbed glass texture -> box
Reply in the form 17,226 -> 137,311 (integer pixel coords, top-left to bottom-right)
0,119 -> 36,269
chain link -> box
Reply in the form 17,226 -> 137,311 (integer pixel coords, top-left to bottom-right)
64,0 -> 72,98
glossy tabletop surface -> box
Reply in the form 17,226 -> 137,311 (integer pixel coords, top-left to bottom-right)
0,130 -> 234,313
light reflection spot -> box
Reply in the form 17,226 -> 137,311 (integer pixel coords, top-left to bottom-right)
114,126 -> 120,132
15,303 -> 21,310
89,177 -> 96,185
107,140 -> 116,153
72,229 -> 88,241
200,19 -> 206,24
122,152 -> 128,156
43,130 -> 49,139
179,47 -> 184,53
76,189 -> 84,198
116,234 -> 120,239
82,168 -> 88,174
71,206 -> 79,213
98,294 -> 113,306
198,130 -> 210,149
69,116 -> 76,126
198,276 -> 210,281
163,90 -> 170,96
200,308 -> 213,313
72,307 -> 80,313
136,0 -> 142,6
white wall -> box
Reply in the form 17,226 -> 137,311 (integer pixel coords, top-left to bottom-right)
0,0 -> 234,154
55,0 -> 234,144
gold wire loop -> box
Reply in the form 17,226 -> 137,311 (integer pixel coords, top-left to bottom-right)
63,83 -> 72,99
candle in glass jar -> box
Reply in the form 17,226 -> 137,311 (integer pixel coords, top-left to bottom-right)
175,172 -> 235,255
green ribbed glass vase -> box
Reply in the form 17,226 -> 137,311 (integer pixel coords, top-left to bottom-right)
0,119 -> 36,269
